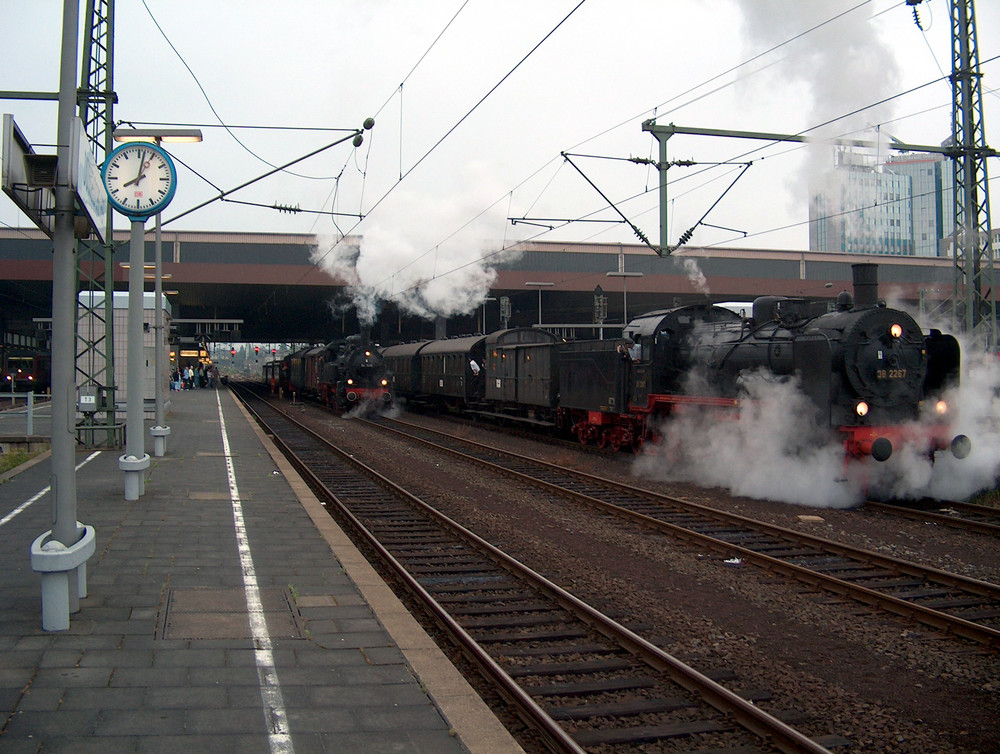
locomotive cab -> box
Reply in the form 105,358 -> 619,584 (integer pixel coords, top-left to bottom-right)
624,304 -> 743,405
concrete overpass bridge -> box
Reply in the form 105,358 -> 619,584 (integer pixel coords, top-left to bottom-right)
1,228 -> 957,350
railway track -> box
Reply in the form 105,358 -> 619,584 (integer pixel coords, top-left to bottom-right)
232,386 -> 844,753
383,403 -> 1000,537
865,499 -> 1000,537
365,415 -> 1000,648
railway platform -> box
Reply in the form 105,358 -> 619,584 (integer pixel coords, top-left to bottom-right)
0,386 -> 522,753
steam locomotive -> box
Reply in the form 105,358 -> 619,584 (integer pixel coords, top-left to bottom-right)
383,264 -> 970,464
267,333 -> 391,412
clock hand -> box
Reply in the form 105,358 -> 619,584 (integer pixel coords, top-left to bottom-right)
123,150 -> 147,187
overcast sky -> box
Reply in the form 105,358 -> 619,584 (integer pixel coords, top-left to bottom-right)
2,1 -> 998,314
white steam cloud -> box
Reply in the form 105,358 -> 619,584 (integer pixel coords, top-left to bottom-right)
634,372 -> 863,508
737,1 -> 901,140
736,2 -> 907,227
920,349 -> 1000,501
675,256 -> 710,296
311,167 -> 520,327
634,349 -> 1000,508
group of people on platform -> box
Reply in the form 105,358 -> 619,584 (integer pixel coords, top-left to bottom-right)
171,363 -> 219,391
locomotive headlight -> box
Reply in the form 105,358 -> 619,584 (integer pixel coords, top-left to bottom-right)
346,378 -> 354,386
935,399 -> 948,415
364,351 -> 371,357
381,379 -> 388,386
890,323 -> 903,338
855,401 -> 870,417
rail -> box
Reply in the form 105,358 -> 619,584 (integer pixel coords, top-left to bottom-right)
372,416 -> 1000,647
231,384 -> 840,753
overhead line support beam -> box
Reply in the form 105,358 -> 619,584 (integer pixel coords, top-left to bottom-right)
641,120 -> 978,257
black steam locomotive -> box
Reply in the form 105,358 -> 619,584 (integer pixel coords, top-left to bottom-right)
384,264 -> 970,463
268,333 -> 391,412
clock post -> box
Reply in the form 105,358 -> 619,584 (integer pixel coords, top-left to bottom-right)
121,218 -> 151,500
111,128 -> 202,460
102,141 -> 180,499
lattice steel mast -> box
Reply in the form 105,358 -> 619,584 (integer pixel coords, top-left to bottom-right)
76,0 -> 119,446
945,0 -> 996,347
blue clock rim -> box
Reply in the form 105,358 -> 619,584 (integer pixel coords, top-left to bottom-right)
102,142 -> 178,219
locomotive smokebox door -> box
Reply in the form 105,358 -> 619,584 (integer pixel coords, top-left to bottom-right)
793,333 -> 832,426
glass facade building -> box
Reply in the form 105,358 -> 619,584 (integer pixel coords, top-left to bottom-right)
809,149 -> 952,258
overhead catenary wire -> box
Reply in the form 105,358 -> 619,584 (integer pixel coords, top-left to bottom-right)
317,0 -> 591,288
366,0 -> 966,301
118,2 -> 994,321
158,0 -> 591,325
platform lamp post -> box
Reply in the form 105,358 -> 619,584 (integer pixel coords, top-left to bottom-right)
112,129 -> 202,459
606,271 -> 643,329
525,282 -> 554,326
481,296 -> 496,334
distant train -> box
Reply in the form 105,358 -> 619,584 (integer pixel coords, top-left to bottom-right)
266,333 -> 391,412
382,264 -> 970,464
1,348 -> 51,394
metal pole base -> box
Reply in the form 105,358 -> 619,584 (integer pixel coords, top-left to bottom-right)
30,524 -> 97,632
119,453 -> 151,500
150,425 -> 171,457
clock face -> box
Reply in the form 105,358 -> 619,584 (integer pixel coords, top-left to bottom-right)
102,143 -> 177,217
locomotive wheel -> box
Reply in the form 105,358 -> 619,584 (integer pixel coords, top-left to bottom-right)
596,431 -> 608,449
609,434 -> 622,452
632,426 -> 648,455
632,436 -> 645,455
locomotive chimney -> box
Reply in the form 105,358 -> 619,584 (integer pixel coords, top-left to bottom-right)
359,325 -> 372,350
852,263 -> 879,308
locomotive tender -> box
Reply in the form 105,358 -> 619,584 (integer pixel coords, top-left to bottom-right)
384,263 -> 970,463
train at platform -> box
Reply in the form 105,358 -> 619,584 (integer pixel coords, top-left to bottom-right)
1,346 -> 51,394
380,264 -> 971,465
265,332 -> 391,413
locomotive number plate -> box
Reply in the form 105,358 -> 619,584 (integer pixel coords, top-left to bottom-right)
876,369 -> 906,379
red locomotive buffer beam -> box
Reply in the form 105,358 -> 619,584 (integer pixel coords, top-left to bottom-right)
842,424 -> 971,462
